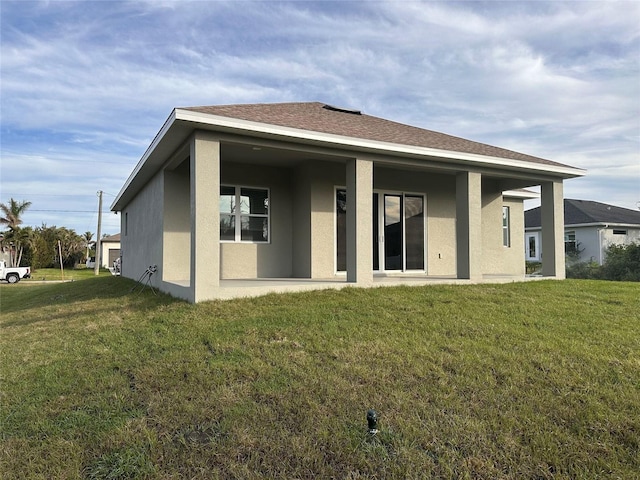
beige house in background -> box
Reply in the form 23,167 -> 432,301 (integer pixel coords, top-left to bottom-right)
111,102 -> 585,303
100,233 -> 121,268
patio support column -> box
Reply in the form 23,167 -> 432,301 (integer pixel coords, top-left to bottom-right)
541,180 -> 565,278
190,131 -> 220,302
456,171 -> 482,280
346,157 -> 373,285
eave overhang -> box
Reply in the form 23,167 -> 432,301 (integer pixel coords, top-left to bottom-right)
111,108 -> 586,211
526,222 -> 640,230
503,190 -> 541,200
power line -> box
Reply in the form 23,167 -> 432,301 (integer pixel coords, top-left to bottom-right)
2,192 -> 119,198
29,209 -> 116,213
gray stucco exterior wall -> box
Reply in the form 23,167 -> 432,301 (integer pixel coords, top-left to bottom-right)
121,159 -> 529,290
120,171 -> 164,289
219,162 -> 293,279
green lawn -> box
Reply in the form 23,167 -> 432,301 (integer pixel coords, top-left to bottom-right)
1,278 -> 638,479
21,266 -> 112,282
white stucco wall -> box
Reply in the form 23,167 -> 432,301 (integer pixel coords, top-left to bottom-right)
602,227 -> 640,256
526,225 -> 639,266
572,227 -> 600,264
575,226 -> 640,264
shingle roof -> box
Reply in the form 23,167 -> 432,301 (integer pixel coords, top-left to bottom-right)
102,233 -> 121,242
525,199 -> 640,227
182,102 -> 572,169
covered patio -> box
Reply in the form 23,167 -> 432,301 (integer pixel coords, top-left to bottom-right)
161,273 -> 548,301
112,102 -> 585,303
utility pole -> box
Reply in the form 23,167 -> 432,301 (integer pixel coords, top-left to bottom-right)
94,190 -> 103,276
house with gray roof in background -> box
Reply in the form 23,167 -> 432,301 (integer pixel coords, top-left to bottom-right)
111,102 -> 585,302
525,199 -> 640,265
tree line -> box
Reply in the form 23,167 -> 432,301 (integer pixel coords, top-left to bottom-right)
1,198 -> 95,269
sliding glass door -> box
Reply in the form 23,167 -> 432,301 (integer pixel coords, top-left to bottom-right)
383,194 -> 403,270
336,189 -> 425,273
404,194 -> 425,270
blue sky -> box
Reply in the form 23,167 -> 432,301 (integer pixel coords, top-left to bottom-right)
1,0 -> 639,236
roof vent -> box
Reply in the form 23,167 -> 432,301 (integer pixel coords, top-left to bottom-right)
323,104 -> 362,115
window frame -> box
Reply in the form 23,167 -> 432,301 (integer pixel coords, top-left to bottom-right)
220,185 -> 270,244
564,230 -> 577,253
502,206 -> 511,247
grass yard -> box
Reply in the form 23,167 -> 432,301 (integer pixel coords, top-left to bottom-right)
21,267 -> 112,282
1,278 -> 638,479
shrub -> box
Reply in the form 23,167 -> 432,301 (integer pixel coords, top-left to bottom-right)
525,261 -> 542,275
567,242 -> 640,281
600,242 -> 640,281
566,260 -> 600,279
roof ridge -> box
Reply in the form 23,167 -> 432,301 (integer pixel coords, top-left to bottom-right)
180,101 -> 325,110
568,198 -> 639,213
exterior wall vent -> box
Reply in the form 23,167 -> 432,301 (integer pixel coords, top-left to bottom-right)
323,104 -> 362,115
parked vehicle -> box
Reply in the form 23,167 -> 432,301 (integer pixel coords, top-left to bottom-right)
0,260 -> 31,284
86,257 -> 95,268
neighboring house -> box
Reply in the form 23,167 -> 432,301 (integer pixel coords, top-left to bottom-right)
99,234 -> 121,268
525,199 -> 640,265
111,102 -> 585,302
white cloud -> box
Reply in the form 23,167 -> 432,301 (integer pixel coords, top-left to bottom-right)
1,0 -> 639,234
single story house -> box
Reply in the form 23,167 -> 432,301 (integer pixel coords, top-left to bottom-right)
100,233 -> 121,269
525,199 -> 640,264
111,102 -> 585,303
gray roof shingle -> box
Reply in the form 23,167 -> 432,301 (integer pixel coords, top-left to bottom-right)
525,199 -> 640,227
182,102 -> 573,169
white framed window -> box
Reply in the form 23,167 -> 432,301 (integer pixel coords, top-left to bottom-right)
526,233 -> 540,260
502,206 -> 510,247
564,230 -> 576,253
220,185 -> 270,243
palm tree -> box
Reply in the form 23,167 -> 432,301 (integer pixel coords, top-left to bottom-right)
7,227 -> 33,267
0,198 -> 32,231
1,198 -> 32,267
83,231 -> 94,262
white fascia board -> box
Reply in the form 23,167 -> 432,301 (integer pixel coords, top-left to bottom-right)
503,190 -> 541,199
527,223 -> 640,230
567,222 -> 640,229
111,108 -> 586,211
111,110 -> 177,210
175,109 -> 587,178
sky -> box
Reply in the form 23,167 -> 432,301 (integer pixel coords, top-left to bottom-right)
1,0 -> 639,236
